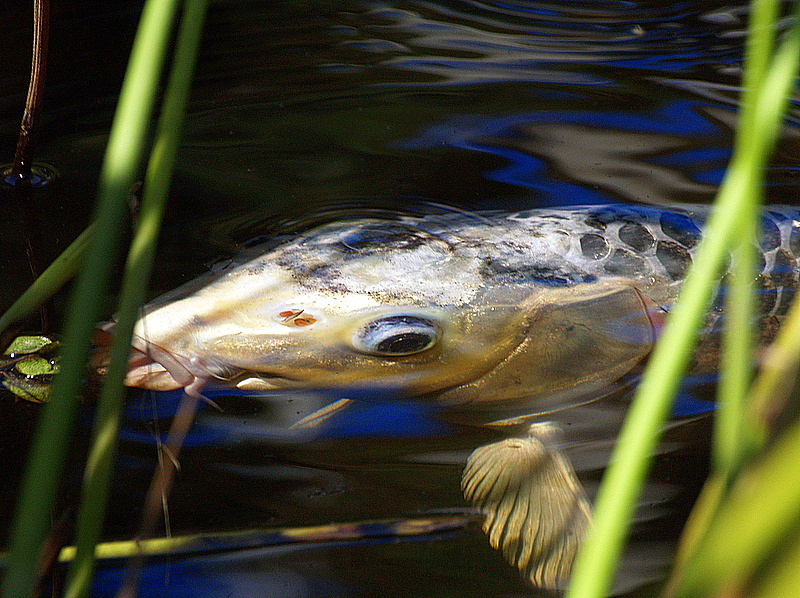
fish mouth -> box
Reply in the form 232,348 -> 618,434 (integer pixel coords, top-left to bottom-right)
94,325 -> 215,396
95,328 -> 297,395
126,335 -> 198,389
124,351 -> 297,394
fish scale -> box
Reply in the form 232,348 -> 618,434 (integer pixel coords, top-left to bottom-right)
463,204 -> 799,315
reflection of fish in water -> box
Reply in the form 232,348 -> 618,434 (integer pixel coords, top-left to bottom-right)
110,204 -> 800,589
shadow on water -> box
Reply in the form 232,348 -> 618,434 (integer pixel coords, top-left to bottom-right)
0,0 -> 798,596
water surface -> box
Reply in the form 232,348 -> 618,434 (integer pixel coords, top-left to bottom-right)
1,1 -> 798,596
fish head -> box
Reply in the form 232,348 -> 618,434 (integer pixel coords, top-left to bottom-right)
125,218 -> 521,395
123,217 -> 657,410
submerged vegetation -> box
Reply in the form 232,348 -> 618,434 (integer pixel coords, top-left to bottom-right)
0,0 -> 799,597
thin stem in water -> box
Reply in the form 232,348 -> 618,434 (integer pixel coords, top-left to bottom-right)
10,0 -> 49,180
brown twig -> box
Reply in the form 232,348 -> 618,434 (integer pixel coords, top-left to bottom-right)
6,0 -> 52,332
11,0 -> 50,180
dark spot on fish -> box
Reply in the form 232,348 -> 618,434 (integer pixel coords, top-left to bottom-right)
340,223 -> 439,253
760,217 -> 781,251
656,240 -> 692,280
660,212 -> 702,248
603,248 -> 647,277
242,263 -> 267,275
767,248 -> 797,287
482,258 -> 592,286
307,262 -> 337,277
580,234 -> 610,260
618,222 -> 655,252
758,279 -> 777,315
584,215 -> 607,231
756,251 -> 767,273
587,207 -> 624,227
791,223 -> 800,256
776,285 -> 796,317
277,254 -> 335,277
276,256 -> 351,293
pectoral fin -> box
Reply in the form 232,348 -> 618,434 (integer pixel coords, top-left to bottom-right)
290,398 -> 353,429
461,422 -> 590,589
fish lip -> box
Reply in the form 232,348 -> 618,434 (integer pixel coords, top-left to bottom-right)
94,325 -> 193,392
126,334 -> 299,392
117,333 -> 224,397
128,335 -> 198,387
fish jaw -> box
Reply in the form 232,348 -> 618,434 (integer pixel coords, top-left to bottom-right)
124,335 -> 204,392
93,319 -> 220,396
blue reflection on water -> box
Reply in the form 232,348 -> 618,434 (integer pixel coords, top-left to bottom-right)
400,99 -> 727,201
119,387 -> 452,450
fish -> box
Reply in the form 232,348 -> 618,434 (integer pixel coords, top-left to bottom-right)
111,203 -> 800,589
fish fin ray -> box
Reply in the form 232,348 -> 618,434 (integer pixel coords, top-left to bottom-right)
290,398 -> 353,429
461,422 -> 591,590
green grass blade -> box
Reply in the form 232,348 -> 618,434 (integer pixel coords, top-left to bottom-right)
747,530 -> 800,598
563,169 -> 751,598
564,4 -> 800,597
0,1 -> 181,596
667,10 -> 800,592
750,295 -> 800,431
64,2 -> 210,596
671,407 -> 800,597
0,223 -> 94,335
667,296 -> 800,596
736,0 -> 780,145
714,190 -> 759,483
0,513 -> 477,568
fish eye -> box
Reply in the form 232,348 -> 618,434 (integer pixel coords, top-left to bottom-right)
353,315 -> 441,356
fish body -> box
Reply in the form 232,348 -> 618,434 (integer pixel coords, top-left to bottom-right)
127,204 -> 799,407
119,203 -> 800,589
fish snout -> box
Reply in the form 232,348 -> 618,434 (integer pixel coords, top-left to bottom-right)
93,322 -> 211,396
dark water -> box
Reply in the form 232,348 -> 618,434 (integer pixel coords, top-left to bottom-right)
1,1 -> 798,596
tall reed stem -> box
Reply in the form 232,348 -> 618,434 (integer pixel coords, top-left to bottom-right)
1,1 -> 182,595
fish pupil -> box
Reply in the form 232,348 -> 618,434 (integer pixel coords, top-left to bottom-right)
376,332 -> 433,354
